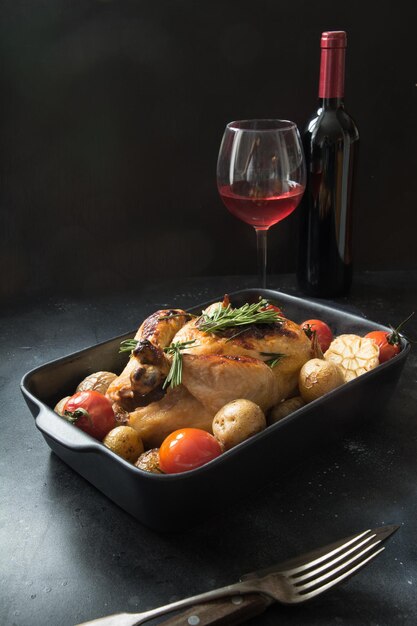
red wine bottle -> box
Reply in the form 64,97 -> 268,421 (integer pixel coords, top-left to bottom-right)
297,31 -> 359,297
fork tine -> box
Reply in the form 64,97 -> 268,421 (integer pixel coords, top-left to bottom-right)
294,535 -> 382,591
290,533 -> 381,584
290,545 -> 385,603
279,529 -> 373,577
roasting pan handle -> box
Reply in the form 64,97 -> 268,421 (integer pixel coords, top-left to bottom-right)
20,378 -> 100,452
35,404 -> 100,452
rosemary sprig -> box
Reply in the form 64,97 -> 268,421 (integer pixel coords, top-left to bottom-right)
260,351 -> 286,368
119,338 -> 139,354
198,298 -> 283,334
119,338 -> 197,388
163,340 -> 198,389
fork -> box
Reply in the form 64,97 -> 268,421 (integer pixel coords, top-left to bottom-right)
75,525 -> 399,626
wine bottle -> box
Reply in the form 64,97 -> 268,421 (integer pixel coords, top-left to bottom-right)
297,30 -> 359,297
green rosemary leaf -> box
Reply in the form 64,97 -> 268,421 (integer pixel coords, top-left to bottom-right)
260,351 -> 286,368
225,328 -> 251,342
266,357 -> 284,368
119,339 -> 139,354
163,340 -> 198,389
198,298 -> 283,334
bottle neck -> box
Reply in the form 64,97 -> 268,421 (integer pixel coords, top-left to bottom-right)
318,97 -> 345,110
318,46 -> 346,99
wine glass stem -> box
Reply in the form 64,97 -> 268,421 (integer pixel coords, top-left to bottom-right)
255,228 -> 268,289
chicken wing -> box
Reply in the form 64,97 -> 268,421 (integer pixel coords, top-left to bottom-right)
106,309 -> 191,410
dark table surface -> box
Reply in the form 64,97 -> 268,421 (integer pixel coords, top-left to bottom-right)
2,271 -> 417,626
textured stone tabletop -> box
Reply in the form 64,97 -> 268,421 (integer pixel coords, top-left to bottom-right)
1,271 -> 416,626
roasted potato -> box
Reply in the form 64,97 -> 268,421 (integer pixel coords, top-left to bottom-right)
76,371 -> 117,395
54,396 -> 71,416
103,425 -> 144,463
212,399 -> 266,450
134,449 -> 163,473
299,358 -> 345,403
268,396 -> 305,424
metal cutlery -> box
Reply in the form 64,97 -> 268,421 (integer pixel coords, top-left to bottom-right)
75,524 -> 399,626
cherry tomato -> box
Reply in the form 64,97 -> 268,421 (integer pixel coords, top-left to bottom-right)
365,331 -> 400,363
301,319 -> 333,353
262,303 -> 283,315
365,313 -> 413,363
63,390 -> 116,440
159,428 -> 222,474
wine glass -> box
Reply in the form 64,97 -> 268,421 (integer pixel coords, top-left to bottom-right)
217,119 -> 306,288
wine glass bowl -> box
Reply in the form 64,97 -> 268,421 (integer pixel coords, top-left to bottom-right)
217,119 -> 306,287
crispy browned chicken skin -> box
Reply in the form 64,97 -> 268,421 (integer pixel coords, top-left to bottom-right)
107,303 -> 312,448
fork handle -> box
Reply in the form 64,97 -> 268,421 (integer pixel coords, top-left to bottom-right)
75,580 -> 269,625
155,594 -> 273,626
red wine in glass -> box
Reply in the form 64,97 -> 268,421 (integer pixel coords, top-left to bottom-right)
218,181 -> 305,229
217,119 -> 306,288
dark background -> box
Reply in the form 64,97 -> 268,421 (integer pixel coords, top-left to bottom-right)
1,0 -> 416,301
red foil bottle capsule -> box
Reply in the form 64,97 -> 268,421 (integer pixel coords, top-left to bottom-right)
319,31 -> 346,98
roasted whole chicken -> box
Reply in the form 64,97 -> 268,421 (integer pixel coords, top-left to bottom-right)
106,299 -> 312,447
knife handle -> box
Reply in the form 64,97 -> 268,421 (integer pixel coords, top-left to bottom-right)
155,593 -> 272,626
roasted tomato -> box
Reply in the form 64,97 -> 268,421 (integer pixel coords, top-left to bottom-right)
262,303 -> 283,315
159,428 -> 222,474
301,319 -> 333,353
365,313 -> 413,363
63,390 -> 116,440
365,330 -> 400,363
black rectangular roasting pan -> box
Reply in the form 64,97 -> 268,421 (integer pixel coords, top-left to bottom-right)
20,289 -> 410,531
